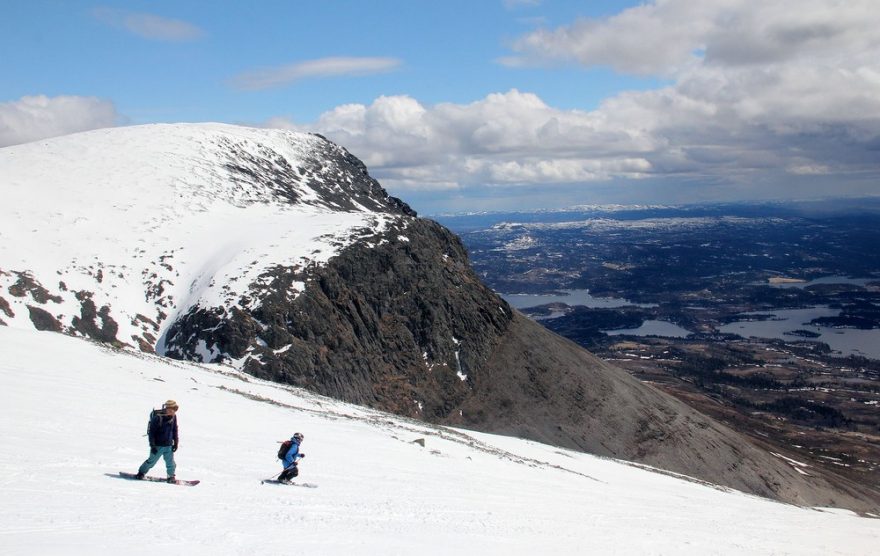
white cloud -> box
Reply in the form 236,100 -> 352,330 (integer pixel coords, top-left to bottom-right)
505,0 -> 880,76
264,64 -> 879,195
0,95 -> 121,147
230,57 -> 402,91
93,8 -> 204,42
254,0 -> 880,201
264,90 -> 658,190
503,1 -> 711,75
787,162 -> 830,176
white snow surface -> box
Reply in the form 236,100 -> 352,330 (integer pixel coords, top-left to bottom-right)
1,326 -> 878,555
0,124 -> 395,354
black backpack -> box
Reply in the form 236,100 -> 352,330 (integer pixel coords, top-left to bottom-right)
277,440 -> 293,460
146,409 -> 158,435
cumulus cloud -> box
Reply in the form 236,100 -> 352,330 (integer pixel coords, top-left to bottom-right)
502,1 -> 710,74
268,67 -> 879,193
230,57 -> 402,91
505,0 -> 880,75
257,0 -> 880,201
93,8 -> 205,41
0,95 -> 121,147
265,90 -> 657,190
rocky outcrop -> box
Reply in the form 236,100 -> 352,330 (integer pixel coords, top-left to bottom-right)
70,291 -> 120,344
27,305 -> 62,332
165,217 -> 513,418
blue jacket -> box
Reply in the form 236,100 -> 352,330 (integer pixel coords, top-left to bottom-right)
148,410 -> 178,447
282,437 -> 304,468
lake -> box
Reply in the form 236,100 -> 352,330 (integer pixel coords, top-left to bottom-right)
768,276 -> 874,289
605,320 -> 693,338
719,307 -> 880,359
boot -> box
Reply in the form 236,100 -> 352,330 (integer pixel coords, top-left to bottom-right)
135,472 -> 145,480
167,475 -> 176,483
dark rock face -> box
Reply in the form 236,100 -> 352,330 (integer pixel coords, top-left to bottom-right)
8,271 -> 63,304
165,218 -> 513,418
70,291 -> 120,344
0,294 -> 13,322
27,305 -> 62,331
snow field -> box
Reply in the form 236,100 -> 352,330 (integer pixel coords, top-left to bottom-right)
1,326 -> 878,555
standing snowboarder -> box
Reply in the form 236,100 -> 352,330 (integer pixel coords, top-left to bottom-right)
278,432 -> 305,483
135,400 -> 180,483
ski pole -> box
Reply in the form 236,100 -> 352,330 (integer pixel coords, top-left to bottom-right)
269,458 -> 299,479
268,468 -> 286,480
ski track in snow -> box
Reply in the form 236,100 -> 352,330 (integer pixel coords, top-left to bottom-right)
1,326 -> 878,555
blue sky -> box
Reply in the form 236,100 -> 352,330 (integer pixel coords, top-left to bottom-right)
2,1 -> 879,214
2,2 -> 651,120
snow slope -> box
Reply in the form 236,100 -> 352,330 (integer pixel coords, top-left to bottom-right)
1,326 -> 877,555
0,124 -> 396,354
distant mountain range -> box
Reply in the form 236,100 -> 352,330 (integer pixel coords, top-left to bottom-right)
434,197 -> 880,233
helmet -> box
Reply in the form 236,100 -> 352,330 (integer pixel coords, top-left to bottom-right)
293,432 -> 304,442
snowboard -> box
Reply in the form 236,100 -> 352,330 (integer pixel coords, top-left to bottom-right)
261,478 -> 318,488
118,471 -> 200,486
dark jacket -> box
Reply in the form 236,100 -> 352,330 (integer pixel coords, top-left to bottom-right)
148,410 -> 179,447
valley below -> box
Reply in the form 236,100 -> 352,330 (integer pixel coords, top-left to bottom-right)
439,200 -> 880,494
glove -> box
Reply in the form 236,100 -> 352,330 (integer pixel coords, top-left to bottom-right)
172,444 -> 178,453
299,453 -> 305,459
150,445 -> 157,454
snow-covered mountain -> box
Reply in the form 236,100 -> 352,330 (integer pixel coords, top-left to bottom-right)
0,123 -> 412,352
1,325 -> 877,555
2,124 -> 878,515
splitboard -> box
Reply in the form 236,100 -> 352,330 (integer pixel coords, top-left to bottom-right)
118,471 -> 200,486
261,479 -> 318,488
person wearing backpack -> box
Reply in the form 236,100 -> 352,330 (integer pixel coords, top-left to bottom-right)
135,400 -> 180,483
278,432 -> 305,483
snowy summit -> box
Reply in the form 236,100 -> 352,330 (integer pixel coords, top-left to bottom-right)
0,123 -> 411,356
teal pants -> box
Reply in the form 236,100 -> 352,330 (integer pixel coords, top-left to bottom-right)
138,446 -> 176,477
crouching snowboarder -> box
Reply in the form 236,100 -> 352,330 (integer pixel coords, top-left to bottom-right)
278,432 -> 305,483
135,400 -> 179,483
